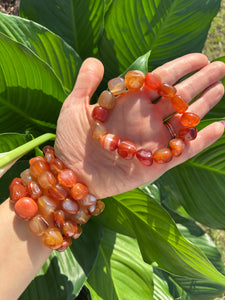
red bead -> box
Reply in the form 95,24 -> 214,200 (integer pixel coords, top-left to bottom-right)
92,106 -> 110,123
100,134 -> 120,151
38,171 -> 57,189
145,72 -> 162,90
71,183 -> 89,201
10,184 -> 27,203
178,127 -> 197,141
170,95 -> 188,113
169,138 -> 185,157
45,150 -> 55,164
136,149 -> 153,166
53,210 -> 65,229
9,178 -> 23,191
62,197 -> 79,214
30,160 -> 49,178
153,148 -> 173,164
48,184 -> 68,201
15,197 -> 38,221
158,83 -> 177,98
62,220 -> 78,237
56,237 -> 72,252
29,214 -> 49,236
58,169 -> 77,188
27,181 -> 42,200
42,227 -> 63,250
117,141 -> 137,160
38,195 -> 58,217
43,145 -> 54,154
125,70 -> 145,91
180,112 -> 200,127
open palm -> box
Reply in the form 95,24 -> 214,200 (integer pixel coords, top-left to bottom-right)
54,53 -> 225,198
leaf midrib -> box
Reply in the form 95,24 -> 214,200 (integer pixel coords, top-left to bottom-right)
186,160 -> 225,175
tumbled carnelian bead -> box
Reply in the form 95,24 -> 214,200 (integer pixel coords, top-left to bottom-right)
49,158 -> 64,176
158,83 -> 177,98
153,148 -> 173,164
92,200 -> 105,216
58,169 -> 77,188
98,90 -> 116,109
29,214 -> 49,236
125,70 -> 145,91
91,121 -> 107,140
169,138 -> 185,157
145,72 -> 162,90
27,181 -> 42,200
38,171 -> 57,189
43,145 -> 54,154
62,220 -> 78,237
79,194 -> 97,207
42,227 -> 63,250
10,184 -> 27,203
71,183 -> 89,201
38,195 -> 58,217
178,127 -> 197,141
108,77 -> 126,95
30,160 -> 49,178
48,184 -> 68,201
20,169 -> 33,185
180,112 -> 200,127
62,197 -> 79,214
29,156 -> 45,166
45,150 -> 55,164
9,177 -> 23,191
15,197 -> 38,221
72,209 -> 90,224
100,134 -> 120,151
73,225 -> 83,239
136,150 -> 153,166
92,106 -> 110,123
53,210 -> 65,229
56,236 -> 72,252
170,95 -> 188,113
117,140 -> 137,160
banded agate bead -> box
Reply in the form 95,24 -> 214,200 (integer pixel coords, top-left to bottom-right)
38,195 -> 58,217
38,171 -> 57,189
71,183 -> 89,200
108,77 -> 126,95
62,220 -> 78,237
62,197 -> 79,214
171,95 -> 188,113
92,106 -> 110,123
29,214 -> 49,236
27,181 -> 42,200
117,141 -> 137,160
48,184 -> 68,201
42,227 -> 63,250
91,121 -> 107,140
136,150 -> 153,166
98,90 -> 116,109
58,169 -> 77,188
180,112 -> 200,127
158,83 -> 177,98
15,197 -> 38,221
178,127 -> 197,141
153,148 -> 173,164
169,138 -> 185,157
10,183 -> 27,203
125,70 -> 145,91
53,210 -> 65,229
145,72 -> 162,90
100,134 -> 120,151
92,200 -> 105,216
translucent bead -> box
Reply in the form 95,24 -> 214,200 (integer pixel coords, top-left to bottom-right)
71,183 -> 89,201
178,127 -> 197,141
43,145 -> 54,154
15,197 -> 38,221
91,121 -> 107,140
48,184 -> 68,201
79,194 -> 97,207
117,140 -> 137,160
62,197 -> 79,214
9,177 -> 23,191
98,90 -> 116,109
45,150 -> 55,164
92,106 -> 110,123
171,95 -> 188,113
53,210 -> 65,229
38,195 -> 58,217
73,225 -> 83,239
38,171 -> 57,189
56,237 -> 72,252
20,169 -> 33,185
72,209 -> 90,224
58,169 -> 77,188
180,112 -> 200,127
30,160 -> 49,178
27,181 -> 43,200
92,200 -> 105,216
136,149 -> 153,166
108,77 -> 126,95
158,83 -> 177,98
29,214 -> 49,236
145,72 -> 162,90
49,158 -> 64,176
42,227 -> 63,250
125,70 -> 145,91
169,138 -> 185,157
10,183 -> 27,203
100,134 -> 120,151
62,220 -> 78,237
153,148 -> 173,164
29,156 -> 45,166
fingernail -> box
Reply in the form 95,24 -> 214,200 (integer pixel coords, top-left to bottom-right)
219,120 -> 225,127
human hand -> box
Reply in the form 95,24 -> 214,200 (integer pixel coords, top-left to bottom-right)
54,54 -> 225,198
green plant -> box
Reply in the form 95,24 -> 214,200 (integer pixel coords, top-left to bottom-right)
0,0 -> 225,299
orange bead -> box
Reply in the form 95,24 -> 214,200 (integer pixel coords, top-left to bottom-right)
62,220 -> 78,237
48,184 -> 68,201
49,158 -> 64,176
117,140 -> 137,160
38,195 -> 58,217
158,83 -> 177,98
9,177 -> 23,191
73,225 -> 83,239
15,197 -> 38,221
38,171 -> 57,189
125,70 -> 145,91
42,227 -> 63,250
29,156 -> 45,166
91,121 -> 107,140
53,210 -> 65,229
170,95 -> 188,113
169,138 -> 185,157
108,77 -> 126,95
10,183 -> 27,203
43,145 -> 54,154
180,112 -> 200,127
30,160 -> 49,178
136,149 -> 153,166
145,72 -> 162,90
98,90 -> 116,109
72,209 -> 90,224
178,127 -> 197,141
62,197 -> 79,214
92,200 -> 105,216
100,134 -> 120,151
71,183 -> 89,201
56,237 -> 72,252
153,148 -> 173,164
45,150 -> 55,164
27,181 -> 43,200
29,214 -> 49,236
20,169 -> 33,185
58,169 -> 77,188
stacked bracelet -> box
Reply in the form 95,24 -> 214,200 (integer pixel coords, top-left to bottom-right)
91,70 -> 200,166
9,146 -> 104,252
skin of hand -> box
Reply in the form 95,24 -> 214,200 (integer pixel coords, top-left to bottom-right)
54,53 -> 225,199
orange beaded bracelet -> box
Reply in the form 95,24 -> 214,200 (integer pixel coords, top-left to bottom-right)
9,146 -> 105,251
91,70 -> 200,166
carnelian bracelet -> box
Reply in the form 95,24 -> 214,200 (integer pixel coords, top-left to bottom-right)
9,146 -> 105,251
91,70 -> 200,166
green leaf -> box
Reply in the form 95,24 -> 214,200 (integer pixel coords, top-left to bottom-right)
153,271 -> 173,300
0,13 -> 82,94
0,133 -> 30,152
87,228 -> 153,300
19,0 -> 104,59
0,33 -> 66,133
120,51 -> 151,76
95,189 -> 225,283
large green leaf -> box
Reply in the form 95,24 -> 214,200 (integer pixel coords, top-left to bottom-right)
87,228 -> 153,300
0,33 -> 66,133
0,12 -> 82,94
95,189 -> 225,284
